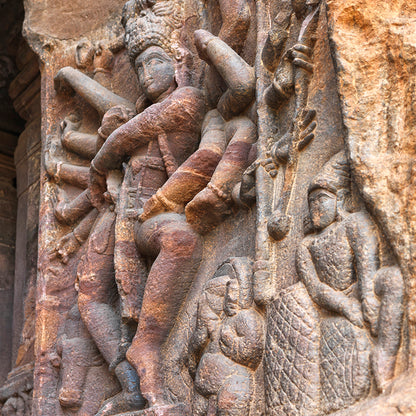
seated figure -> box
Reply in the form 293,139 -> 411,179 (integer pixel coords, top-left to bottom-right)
189,258 -> 264,416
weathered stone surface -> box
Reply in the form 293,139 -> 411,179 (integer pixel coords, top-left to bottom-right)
3,0 -> 414,415
332,369 -> 416,416
327,0 -> 416,363
24,0 -> 122,41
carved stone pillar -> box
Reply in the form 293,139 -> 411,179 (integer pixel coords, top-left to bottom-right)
13,0 -> 416,415
0,37 -> 41,415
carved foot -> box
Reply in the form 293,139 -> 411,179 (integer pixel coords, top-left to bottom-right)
95,390 -> 146,416
185,186 -> 231,235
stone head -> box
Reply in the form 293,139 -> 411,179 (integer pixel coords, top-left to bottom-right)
213,258 -> 253,316
308,188 -> 337,231
308,151 -> 351,231
134,46 -> 176,102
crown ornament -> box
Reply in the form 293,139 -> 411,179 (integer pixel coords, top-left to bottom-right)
122,0 -> 184,62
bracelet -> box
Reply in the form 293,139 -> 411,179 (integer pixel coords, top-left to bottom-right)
155,190 -> 182,213
207,182 -> 231,203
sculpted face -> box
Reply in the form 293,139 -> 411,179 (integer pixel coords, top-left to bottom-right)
224,278 -> 239,316
308,188 -> 337,231
135,46 -> 175,102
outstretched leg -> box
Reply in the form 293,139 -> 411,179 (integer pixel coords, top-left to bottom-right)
127,213 -> 203,407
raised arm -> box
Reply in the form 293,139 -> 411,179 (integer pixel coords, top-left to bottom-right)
54,67 -> 135,116
194,30 -> 255,120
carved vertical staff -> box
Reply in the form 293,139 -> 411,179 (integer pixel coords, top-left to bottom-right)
255,0 -> 346,414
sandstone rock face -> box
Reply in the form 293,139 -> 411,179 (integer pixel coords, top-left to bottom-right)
1,0 -> 414,415
24,0 -> 122,41
327,0 -> 416,363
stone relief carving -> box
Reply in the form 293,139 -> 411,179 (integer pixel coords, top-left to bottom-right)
25,0 -> 411,415
43,0 -> 257,414
265,152 -> 404,415
189,258 -> 264,415
0,365 -> 33,416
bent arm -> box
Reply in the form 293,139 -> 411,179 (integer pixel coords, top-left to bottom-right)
54,67 -> 134,116
296,240 -> 351,315
195,30 -> 255,120
92,88 -> 204,174
233,311 -> 264,369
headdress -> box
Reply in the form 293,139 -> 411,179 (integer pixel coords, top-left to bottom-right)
214,257 -> 254,310
309,151 -> 351,195
122,0 -> 183,62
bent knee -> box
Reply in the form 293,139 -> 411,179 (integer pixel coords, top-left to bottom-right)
162,226 -> 202,256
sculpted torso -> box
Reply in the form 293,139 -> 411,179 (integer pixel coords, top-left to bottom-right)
307,219 -> 356,292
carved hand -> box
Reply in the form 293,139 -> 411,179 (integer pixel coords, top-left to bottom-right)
56,232 -> 80,264
99,105 -> 135,139
269,130 -> 292,167
341,298 -> 364,328
289,44 -> 313,73
362,296 -> 380,336
88,165 -> 106,210
262,151 -> 279,178
297,109 -> 316,150
264,57 -> 294,110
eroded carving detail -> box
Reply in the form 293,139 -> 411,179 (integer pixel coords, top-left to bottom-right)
46,0 -> 257,414
189,258 -> 264,416
30,0 -> 411,415
265,152 -> 405,415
